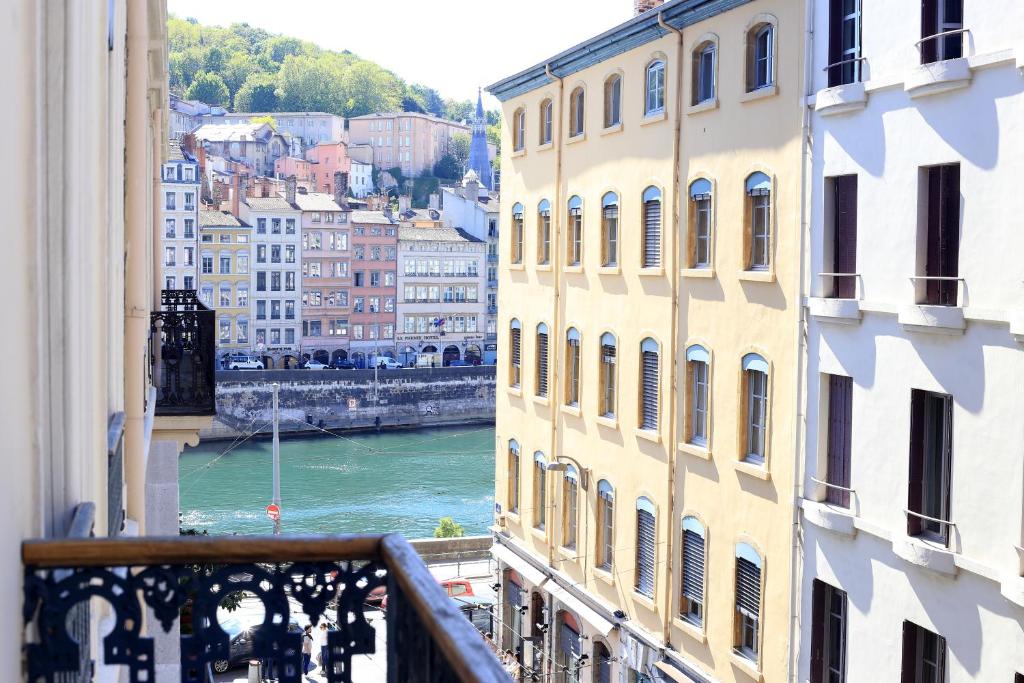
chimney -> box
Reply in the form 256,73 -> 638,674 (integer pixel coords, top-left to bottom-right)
465,176 -> 480,203
398,195 -> 411,213
239,174 -> 249,204
334,171 -> 349,207
634,0 -> 663,15
286,176 -> 297,205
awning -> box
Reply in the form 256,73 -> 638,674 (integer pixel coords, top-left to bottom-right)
489,544 -> 546,587
656,653 -> 714,683
543,581 -> 615,637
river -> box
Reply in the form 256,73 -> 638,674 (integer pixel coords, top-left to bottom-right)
179,425 -> 496,538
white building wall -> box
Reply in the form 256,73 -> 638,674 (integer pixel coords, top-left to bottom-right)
159,161 -> 200,290
800,1 -> 1024,680
350,161 -> 374,198
240,206 -> 303,356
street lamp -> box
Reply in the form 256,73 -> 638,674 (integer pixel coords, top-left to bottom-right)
544,455 -> 590,490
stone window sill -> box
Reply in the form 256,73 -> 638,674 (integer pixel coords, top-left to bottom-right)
638,266 -> 665,277
730,651 -> 763,681
905,57 -> 971,98
641,110 -> 668,125
740,84 -> 778,103
564,265 -> 584,275
814,82 -> 867,116
631,591 -> 658,612
566,133 -> 586,145
511,148 -> 526,159
686,98 -> 719,115
507,386 -> 523,398
597,265 -> 621,276
601,123 -> 624,136
508,262 -> 525,271
530,526 -> 548,542
532,395 -> 550,407
681,267 -> 715,279
537,142 -> 554,152
808,297 -> 862,325
678,442 -> 711,460
560,404 -> 582,418
800,498 -> 856,537
734,459 -> 771,481
673,617 -> 707,645
738,269 -> 776,283
595,415 -> 618,430
898,304 -> 966,335
635,428 -> 662,444
557,545 -> 579,563
593,566 -> 615,585
535,263 -> 552,272
892,535 -> 957,576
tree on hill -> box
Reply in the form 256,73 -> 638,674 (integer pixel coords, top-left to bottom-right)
222,52 -> 258,98
443,98 -> 473,122
409,84 -> 445,117
234,72 -> 279,111
341,61 -> 404,117
185,71 -> 229,106
276,54 -> 346,113
433,154 -> 462,181
448,133 -> 470,169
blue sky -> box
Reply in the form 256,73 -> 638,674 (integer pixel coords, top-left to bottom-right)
168,0 -> 633,108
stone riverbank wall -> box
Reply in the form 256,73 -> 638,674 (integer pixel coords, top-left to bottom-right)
202,365 -> 496,439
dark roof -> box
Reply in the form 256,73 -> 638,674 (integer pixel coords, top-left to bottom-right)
199,210 -> 249,228
486,0 -> 752,101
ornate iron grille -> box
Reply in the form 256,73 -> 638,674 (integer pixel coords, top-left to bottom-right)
150,289 -> 216,416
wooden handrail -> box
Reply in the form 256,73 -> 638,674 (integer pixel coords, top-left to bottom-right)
22,534 -> 383,568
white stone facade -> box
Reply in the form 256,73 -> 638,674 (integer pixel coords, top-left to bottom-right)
160,154 -> 200,291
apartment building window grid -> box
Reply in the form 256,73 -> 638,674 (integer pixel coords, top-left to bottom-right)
635,498 -> 656,598
535,323 -> 549,398
601,193 -> 619,267
567,196 -> 583,267
639,338 -> 659,431
690,179 -> 713,268
537,200 -> 551,265
565,328 -> 581,407
681,516 -> 705,626
597,480 -> 614,570
642,186 -> 662,268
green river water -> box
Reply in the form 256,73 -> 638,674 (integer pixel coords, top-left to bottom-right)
179,425 -> 496,538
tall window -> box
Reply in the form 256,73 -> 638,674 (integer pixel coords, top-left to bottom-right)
686,345 -> 710,446
827,0 -> 862,85
743,354 -> 769,465
599,333 -> 617,418
533,452 -> 547,531
509,319 -> 522,388
810,580 -> 847,683
511,203 -> 524,264
565,328 -> 581,407
597,480 -> 614,570
594,642 -> 612,683
639,338 -> 660,431
734,543 -> 762,662
537,199 -> 551,265
642,186 -> 662,268
601,192 -> 619,267
746,172 -> 772,270
902,621 -> 946,682
604,75 -> 622,128
535,323 -> 549,398
635,497 -> 656,598
562,466 -> 579,550
747,23 -> 775,91
513,108 -> 526,152
824,375 -> 853,507
508,440 -> 520,514
569,87 -> 585,137
680,517 -> 706,626
689,179 -> 713,268
828,175 -> 858,298
920,0 -> 963,64
693,42 -> 716,104
921,164 -> 960,306
567,196 -> 583,267
539,99 -> 553,145
645,60 -> 666,115
908,390 -> 953,545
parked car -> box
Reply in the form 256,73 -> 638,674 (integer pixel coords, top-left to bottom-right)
211,615 -> 303,673
304,360 -> 329,370
225,354 -> 263,370
379,578 -> 474,610
376,358 -> 403,370
448,359 -> 470,367
332,358 -> 356,370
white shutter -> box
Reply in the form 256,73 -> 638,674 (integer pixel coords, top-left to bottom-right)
536,331 -> 549,397
641,350 -> 659,430
510,327 -> 521,385
682,529 -> 705,603
636,509 -> 656,597
643,199 -> 662,267
736,557 -> 761,618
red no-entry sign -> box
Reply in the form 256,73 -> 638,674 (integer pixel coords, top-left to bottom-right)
266,504 -> 281,521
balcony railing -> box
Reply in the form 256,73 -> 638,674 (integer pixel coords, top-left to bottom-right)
487,305 -> 497,315
486,254 -> 498,263
150,290 -> 216,416
22,532 -> 508,683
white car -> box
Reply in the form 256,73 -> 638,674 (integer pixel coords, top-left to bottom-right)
304,360 -> 329,370
376,358 -> 403,370
226,355 -> 264,370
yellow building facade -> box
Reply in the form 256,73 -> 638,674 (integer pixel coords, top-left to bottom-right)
199,209 -> 254,361
489,1 -> 804,681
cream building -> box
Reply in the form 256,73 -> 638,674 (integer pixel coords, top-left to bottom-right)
198,209 -> 253,362
488,0 -> 803,681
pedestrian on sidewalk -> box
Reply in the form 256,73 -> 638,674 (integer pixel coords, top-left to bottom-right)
301,624 -> 314,676
315,621 -> 330,674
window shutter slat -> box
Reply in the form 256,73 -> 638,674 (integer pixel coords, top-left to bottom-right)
833,175 -> 858,298
901,620 -> 917,683
826,375 -> 853,506
636,509 -> 656,597
559,624 -> 580,658
907,390 -> 925,536
736,557 -> 761,617
537,332 -> 548,397
641,351 -> 659,430
643,200 -> 662,267
682,529 -> 705,602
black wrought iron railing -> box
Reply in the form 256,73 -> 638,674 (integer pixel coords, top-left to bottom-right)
23,533 -> 508,683
150,290 -> 216,416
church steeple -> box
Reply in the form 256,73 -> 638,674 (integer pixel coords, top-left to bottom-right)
466,88 -> 493,191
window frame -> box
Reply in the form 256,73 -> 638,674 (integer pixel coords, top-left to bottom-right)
680,516 -> 706,626
599,332 -> 617,419
565,327 -> 581,407
644,60 -> 666,115
569,87 -> 585,138
597,480 -> 615,571
567,195 -> 583,267
692,40 -> 718,105
733,542 -> 763,663
604,74 -> 622,128
601,192 -> 619,267
689,178 -> 714,269
539,99 -> 553,145
639,337 -> 660,431
537,199 -> 552,265
634,497 -> 657,598
508,440 -> 521,514
512,107 -> 526,152
511,203 -> 524,265
641,186 -> 663,269
533,452 -> 547,531
685,345 -> 711,447
509,318 -> 522,388
742,353 -> 770,466
745,172 -> 773,271
561,465 -> 579,550
535,323 -> 550,398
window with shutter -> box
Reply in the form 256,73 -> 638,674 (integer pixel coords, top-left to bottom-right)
562,467 -> 578,550
534,453 -> 547,530
746,173 -> 772,270
907,390 -> 952,545
642,186 -> 662,268
686,345 -> 710,446
690,179 -> 713,268
922,164 -> 960,306
600,333 -> 617,417
536,324 -> 549,397
597,480 -> 614,570
825,375 -> 853,507
810,580 -> 847,683
509,320 -> 522,388
565,328 -> 581,406
512,204 -> 524,264
902,621 -> 946,683
602,193 -> 619,267
538,199 -> 551,265
735,544 -> 762,660
640,339 -> 659,430
743,354 -> 769,464
681,517 -> 705,625
635,498 -> 656,598
828,0 -> 862,86
594,643 -> 612,683
508,440 -> 520,513
830,175 -> 858,298
567,196 -> 583,266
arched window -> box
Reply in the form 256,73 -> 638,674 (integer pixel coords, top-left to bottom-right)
747,22 -> 775,91
742,353 -> 770,465
681,516 -> 706,626
604,75 -> 622,128
565,328 -> 581,407
639,338 -> 660,431
567,196 -> 583,267
569,87 -> 585,137
539,99 -> 553,145
597,480 -> 614,570
689,179 -> 713,268
599,332 -> 617,418
645,60 -> 666,115
533,452 -> 547,530
508,318 -> 522,388
512,108 -> 526,152
594,642 -> 612,682
508,440 -> 521,513
686,344 -> 711,446
511,202 -> 524,265
746,172 -> 771,270
561,465 -> 579,550
692,41 -> 717,105
601,192 -> 619,267
537,199 -> 551,265
556,611 -> 582,677
535,323 -> 549,398
642,186 -> 662,268
735,542 -> 763,661
635,497 -> 656,598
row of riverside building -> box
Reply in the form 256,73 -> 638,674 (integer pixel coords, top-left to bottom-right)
486,0 -> 1024,682
160,95 -> 501,369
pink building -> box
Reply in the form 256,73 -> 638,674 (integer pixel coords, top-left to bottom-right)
348,112 -> 469,178
348,210 -> 399,365
274,142 -> 352,196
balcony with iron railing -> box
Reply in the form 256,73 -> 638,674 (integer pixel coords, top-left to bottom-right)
150,290 -> 216,416
22,512 -> 508,683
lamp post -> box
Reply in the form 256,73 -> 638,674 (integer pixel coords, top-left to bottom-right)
544,455 -> 590,490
